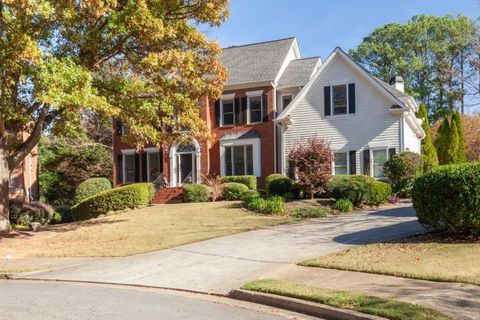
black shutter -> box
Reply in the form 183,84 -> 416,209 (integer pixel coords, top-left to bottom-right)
142,152 -> 148,182
134,153 -> 140,182
388,148 -> 396,159
117,154 -> 123,185
324,86 -> 331,116
159,150 -> 164,174
363,149 -> 370,176
214,100 -> 220,126
262,95 -> 268,122
116,120 -> 123,136
234,97 -> 241,125
349,151 -> 357,175
241,96 -> 247,124
348,83 -> 356,114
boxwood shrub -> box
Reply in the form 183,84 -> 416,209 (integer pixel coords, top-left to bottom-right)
223,182 -> 249,200
74,177 -> 112,204
241,190 -> 260,203
412,163 -> 480,234
367,181 -> 392,205
183,184 -> 209,203
265,174 -> 292,195
220,176 -> 257,190
327,175 -> 391,206
71,183 -> 155,221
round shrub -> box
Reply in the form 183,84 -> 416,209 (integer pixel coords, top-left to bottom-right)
327,175 -> 375,206
265,174 -> 285,194
223,182 -> 249,200
54,204 -> 74,223
293,206 -> 329,218
248,197 -> 267,212
333,199 -> 354,212
71,183 -> 155,221
9,200 -> 54,226
74,177 -> 112,204
367,181 -> 392,205
241,190 -> 260,204
262,196 -> 285,214
183,184 -> 209,203
267,175 -> 292,196
383,152 -> 422,196
220,176 -> 257,190
412,163 -> 480,234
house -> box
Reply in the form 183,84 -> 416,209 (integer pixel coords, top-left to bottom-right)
113,37 -> 321,192
9,132 -> 39,202
275,48 -> 425,179
112,38 -> 424,200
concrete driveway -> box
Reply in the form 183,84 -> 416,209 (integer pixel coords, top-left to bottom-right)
19,204 -> 423,294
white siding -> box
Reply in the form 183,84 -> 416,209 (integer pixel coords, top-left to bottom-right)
284,55 -> 401,174
403,117 -> 421,153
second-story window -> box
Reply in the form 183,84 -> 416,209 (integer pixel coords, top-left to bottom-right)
248,96 -> 262,123
332,84 -> 347,115
222,99 -> 235,126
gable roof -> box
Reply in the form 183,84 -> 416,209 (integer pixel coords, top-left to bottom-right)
277,57 -> 321,89
220,37 -> 298,86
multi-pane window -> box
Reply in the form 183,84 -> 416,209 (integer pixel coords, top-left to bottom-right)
281,95 -> 293,111
334,152 -> 348,175
224,145 -> 254,176
123,153 -> 135,184
372,149 -> 387,178
249,96 -> 262,123
147,151 -> 161,182
332,85 -> 347,115
222,99 -> 234,126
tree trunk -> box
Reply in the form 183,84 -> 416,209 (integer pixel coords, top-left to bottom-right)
0,150 -> 11,233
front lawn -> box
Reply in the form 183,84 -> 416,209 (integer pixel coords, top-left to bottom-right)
242,279 -> 451,320
300,235 -> 480,285
0,202 -> 294,258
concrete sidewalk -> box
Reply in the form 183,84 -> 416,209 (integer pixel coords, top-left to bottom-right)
15,204 -> 423,294
274,265 -> 480,320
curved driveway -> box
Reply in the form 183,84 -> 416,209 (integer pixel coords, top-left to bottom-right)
19,204 -> 423,294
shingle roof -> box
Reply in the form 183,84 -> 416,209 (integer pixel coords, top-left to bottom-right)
220,37 -> 296,86
374,77 -> 410,99
277,57 -> 320,89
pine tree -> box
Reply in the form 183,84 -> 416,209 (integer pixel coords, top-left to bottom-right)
452,111 -> 467,162
416,102 -> 439,172
434,116 -> 451,165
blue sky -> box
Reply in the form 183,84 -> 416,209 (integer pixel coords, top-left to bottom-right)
205,0 -> 479,60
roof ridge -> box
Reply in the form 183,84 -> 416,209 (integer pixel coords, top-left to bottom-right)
222,37 -> 295,50
291,56 -> 320,61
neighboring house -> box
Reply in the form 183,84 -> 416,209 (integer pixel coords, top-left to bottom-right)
113,37 -> 320,188
9,132 -> 39,202
112,38 -> 424,193
275,48 -> 425,179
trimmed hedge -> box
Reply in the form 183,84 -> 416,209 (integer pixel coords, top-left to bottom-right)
74,177 -> 112,204
220,176 -> 257,190
327,175 -> 391,206
223,182 -> 249,200
183,184 -> 209,203
412,163 -> 480,234
265,174 -> 292,196
368,181 -> 392,205
71,183 -> 155,221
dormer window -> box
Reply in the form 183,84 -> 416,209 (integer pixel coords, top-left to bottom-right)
332,85 -> 347,115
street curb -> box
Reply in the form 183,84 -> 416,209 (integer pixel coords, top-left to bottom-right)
228,289 -> 387,320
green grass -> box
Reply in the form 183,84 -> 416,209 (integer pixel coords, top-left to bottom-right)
242,279 -> 452,320
300,242 -> 480,285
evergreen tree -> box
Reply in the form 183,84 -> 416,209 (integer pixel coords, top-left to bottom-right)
434,116 -> 451,165
452,111 -> 467,162
416,102 -> 439,172
448,119 -> 462,164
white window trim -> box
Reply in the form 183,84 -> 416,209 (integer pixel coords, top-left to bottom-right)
247,95 -> 263,124
280,94 -> 293,112
246,90 -> 264,97
145,147 -> 160,182
220,138 -> 261,177
370,148 -> 389,179
330,84 -> 349,116
333,152 -> 349,175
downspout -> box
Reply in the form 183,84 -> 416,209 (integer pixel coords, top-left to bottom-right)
272,81 -> 277,173
399,113 -> 404,152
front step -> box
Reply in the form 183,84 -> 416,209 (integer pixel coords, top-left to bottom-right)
152,187 -> 183,204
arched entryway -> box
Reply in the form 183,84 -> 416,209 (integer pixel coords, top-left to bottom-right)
169,139 -> 201,186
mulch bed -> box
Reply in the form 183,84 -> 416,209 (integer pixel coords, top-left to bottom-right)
399,230 -> 480,244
